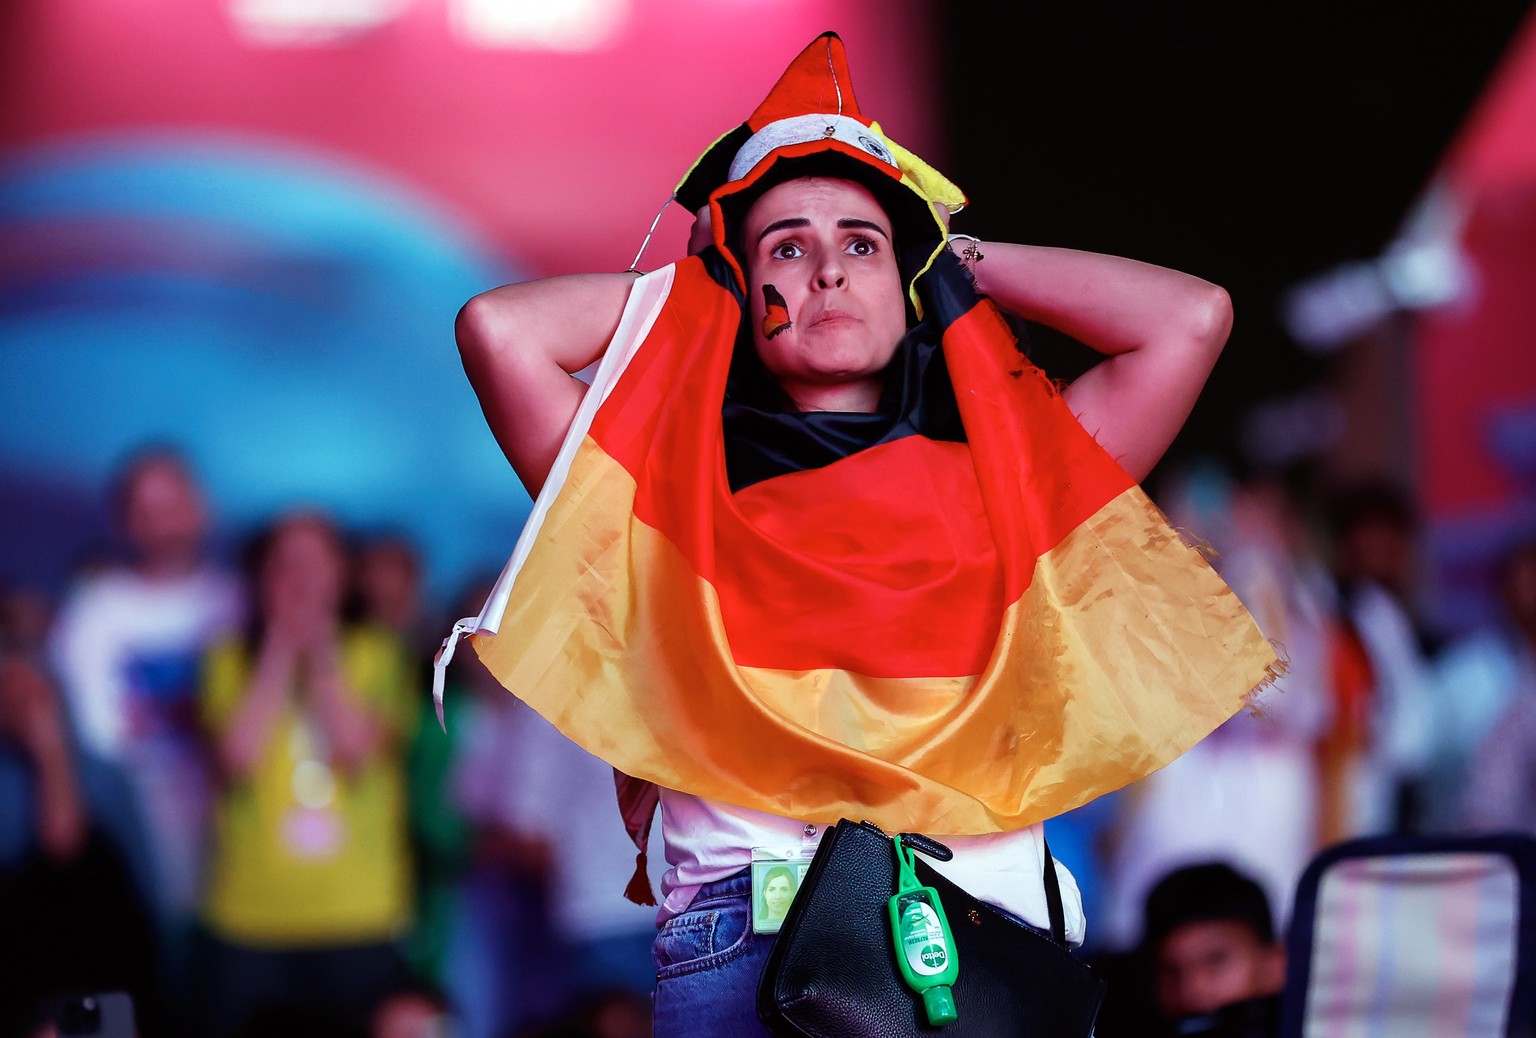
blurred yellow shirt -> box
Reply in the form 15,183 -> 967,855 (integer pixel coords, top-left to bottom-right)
200,627 -> 418,947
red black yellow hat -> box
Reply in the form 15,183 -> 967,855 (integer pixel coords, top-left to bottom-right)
674,32 -> 966,316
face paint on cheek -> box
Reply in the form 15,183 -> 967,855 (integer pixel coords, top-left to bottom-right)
761,284 -> 792,340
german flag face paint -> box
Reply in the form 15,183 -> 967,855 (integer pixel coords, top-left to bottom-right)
761,284 -> 792,340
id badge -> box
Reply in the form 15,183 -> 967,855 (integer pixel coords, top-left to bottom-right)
751,848 -> 812,934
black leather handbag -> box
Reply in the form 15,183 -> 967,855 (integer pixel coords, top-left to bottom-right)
756,819 -> 1106,1037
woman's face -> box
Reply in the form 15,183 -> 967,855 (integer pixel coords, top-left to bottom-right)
741,176 -> 907,410
764,873 -> 795,919
261,516 -> 346,618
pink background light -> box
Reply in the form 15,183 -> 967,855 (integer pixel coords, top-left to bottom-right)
1415,10 -> 1536,518
1,0 -> 938,278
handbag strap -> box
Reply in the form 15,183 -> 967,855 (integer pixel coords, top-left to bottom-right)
1040,831 -> 1068,949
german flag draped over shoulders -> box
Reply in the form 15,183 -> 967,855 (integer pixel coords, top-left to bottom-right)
461,33 -> 1279,842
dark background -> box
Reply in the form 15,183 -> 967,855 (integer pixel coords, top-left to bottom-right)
939,0 -> 1534,470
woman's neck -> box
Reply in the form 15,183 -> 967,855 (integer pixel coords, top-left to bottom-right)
783,375 -> 884,414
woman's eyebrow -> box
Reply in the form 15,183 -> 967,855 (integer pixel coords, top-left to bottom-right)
837,218 -> 890,239
756,217 -> 810,244
755,216 -> 892,245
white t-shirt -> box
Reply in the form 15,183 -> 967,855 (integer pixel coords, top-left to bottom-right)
658,789 -> 1087,946
50,564 -> 242,757
48,563 -> 242,914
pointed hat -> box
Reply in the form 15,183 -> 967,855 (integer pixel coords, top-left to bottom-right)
674,32 -> 966,314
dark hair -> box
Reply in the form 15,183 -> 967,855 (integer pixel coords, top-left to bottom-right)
760,865 -> 796,911
1142,862 -> 1275,950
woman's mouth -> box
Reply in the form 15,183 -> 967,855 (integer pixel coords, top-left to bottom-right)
807,309 -> 858,328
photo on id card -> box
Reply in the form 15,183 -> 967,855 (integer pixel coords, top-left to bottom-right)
751,858 -> 810,934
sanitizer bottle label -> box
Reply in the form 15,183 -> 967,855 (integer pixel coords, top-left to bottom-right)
897,894 -> 950,976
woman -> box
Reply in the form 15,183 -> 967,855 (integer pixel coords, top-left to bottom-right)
757,866 -> 798,930
198,513 -> 416,1035
455,34 -> 1274,1035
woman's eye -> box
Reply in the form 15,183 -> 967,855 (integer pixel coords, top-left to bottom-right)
847,237 -> 877,257
769,241 -> 803,260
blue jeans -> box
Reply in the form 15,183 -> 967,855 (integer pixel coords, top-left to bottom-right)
651,869 -> 1079,1037
652,870 -> 776,1037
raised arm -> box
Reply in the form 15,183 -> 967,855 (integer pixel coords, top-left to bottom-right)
456,272 -> 640,496
966,242 -> 1231,482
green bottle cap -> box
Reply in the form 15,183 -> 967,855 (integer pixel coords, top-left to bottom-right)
923,985 -> 957,1025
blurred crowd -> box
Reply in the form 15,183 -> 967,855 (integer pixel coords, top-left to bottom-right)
1,447 -> 654,1038
1078,460 -> 1536,1036
4,445 -> 1535,1037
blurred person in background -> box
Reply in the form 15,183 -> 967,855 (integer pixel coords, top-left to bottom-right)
0,586 -> 159,1036
350,537 -> 462,985
0,590 -> 84,878
1458,538 -> 1536,833
370,983 -> 454,1038
401,582 -> 480,990
1317,480 -> 1437,840
1100,464 -> 1330,949
353,533 -> 430,654
197,512 -> 417,1036
510,989 -> 652,1038
47,446 -> 242,1019
439,651 -> 584,1038
1144,862 -> 1285,1038
433,601 -> 660,1036
473,700 -> 661,996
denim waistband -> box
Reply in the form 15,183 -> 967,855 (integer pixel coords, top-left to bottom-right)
687,867 -> 752,907
686,865 -> 1054,941
683,863 -> 1057,946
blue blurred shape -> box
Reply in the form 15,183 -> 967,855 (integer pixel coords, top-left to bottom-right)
0,133 -> 531,601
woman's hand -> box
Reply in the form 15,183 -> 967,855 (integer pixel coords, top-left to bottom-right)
298,608 -> 343,674
1,657 -> 88,861
303,628 -> 386,775
219,630 -> 297,782
262,569 -> 317,658
0,656 -> 64,749
307,665 -> 384,775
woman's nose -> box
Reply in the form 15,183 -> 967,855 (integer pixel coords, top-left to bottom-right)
815,267 -> 846,290
814,250 -> 847,290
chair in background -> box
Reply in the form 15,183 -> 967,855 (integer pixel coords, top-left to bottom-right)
1278,833 -> 1536,1037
